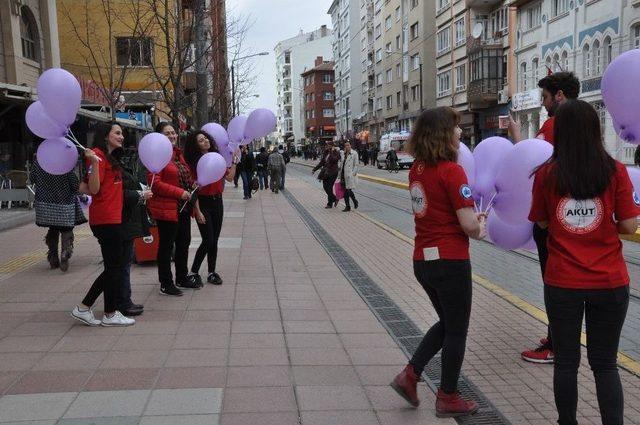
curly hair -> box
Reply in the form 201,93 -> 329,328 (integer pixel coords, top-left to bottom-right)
405,107 -> 460,166
538,72 -> 580,99
184,130 -> 218,169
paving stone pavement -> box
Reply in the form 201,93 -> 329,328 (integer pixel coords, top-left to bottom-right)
283,170 -> 640,425
0,185 -> 457,424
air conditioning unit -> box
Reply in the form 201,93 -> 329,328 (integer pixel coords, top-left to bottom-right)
498,89 -> 509,104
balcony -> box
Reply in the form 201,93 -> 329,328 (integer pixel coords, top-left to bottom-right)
582,76 -> 602,93
466,35 -> 503,55
468,78 -> 503,108
465,0 -> 503,8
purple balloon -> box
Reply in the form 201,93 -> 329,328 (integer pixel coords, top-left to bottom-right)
494,138 -> 552,194
79,195 -> 92,210
523,237 -> 537,252
139,132 -> 173,173
244,108 -> 277,140
602,50 -> 640,143
227,116 -> 248,144
26,101 -> 68,139
613,118 -> 640,145
457,143 -> 475,187
487,211 -> 533,250
627,166 -> 640,196
492,189 -> 533,225
473,137 -> 513,199
196,152 -> 226,186
219,145 -> 234,167
36,138 -> 78,175
37,68 -> 81,126
202,123 -> 230,149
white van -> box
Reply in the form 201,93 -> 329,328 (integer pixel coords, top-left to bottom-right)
376,131 -> 414,169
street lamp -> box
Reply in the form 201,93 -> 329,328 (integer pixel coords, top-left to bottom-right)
237,94 -> 260,115
231,52 -> 269,116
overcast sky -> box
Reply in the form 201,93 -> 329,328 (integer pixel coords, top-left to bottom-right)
227,0 -> 333,114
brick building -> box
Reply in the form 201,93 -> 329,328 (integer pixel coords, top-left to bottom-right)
302,56 -> 336,144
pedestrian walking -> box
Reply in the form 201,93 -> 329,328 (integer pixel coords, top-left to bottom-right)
256,147 -> 269,190
147,122 -> 197,297
30,156 -> 86,272
71,122 -> 135,327
237,145 -> 255,199
529,99 -> 638,425
312,142 -> 341,208
280,145 -> 290,189
268,147 -> 286,194
339,141 -> 359,212
361,148 -> 369,166
390,107 -> 486,418
184,131 -> 236,286
513,72 -> 580,364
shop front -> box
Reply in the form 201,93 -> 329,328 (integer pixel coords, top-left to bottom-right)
477,104 -> 511,141
511,88 -> 544,140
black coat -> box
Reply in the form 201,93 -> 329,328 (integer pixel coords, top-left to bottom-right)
121,165 -> 151,241
238,151 -> 256,173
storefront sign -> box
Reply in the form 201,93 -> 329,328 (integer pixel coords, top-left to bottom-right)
78,76 -> 111,106
511,89 -> 542,111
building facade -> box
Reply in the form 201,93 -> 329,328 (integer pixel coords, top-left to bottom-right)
302,57 -> 336,144
275,25 -> 333,145
511,0 -> 640,164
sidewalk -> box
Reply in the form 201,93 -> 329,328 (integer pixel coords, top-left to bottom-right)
0,185 -> 453,424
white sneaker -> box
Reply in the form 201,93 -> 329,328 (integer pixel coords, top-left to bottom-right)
71,306 -> 101,326
101,311 -> 135,327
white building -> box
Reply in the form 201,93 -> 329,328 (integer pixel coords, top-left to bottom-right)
328,0 -> 363,140
274,26 -> 333,144
512,0 -> 640,163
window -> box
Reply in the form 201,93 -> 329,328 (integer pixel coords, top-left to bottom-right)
395,6 -> 401,21
323,108 -> 335,117
324,92 -> 333,100
375,24 -> 382,38
375,49 -> 382,62
553,0 -> 569,17
411,85 -> 419,102
116,37 -> 153,66
376,73 -> 383,86
386,95 -> 393,109
376,97 -> 382,110
410,23 -> 419,40
488,7 -> 508,36
20,7 -> 39,61
603,37 -> 612,66
396,35 -> 401,50
520,62 -> 528,91
455,64 -> 466,90
411,0 -> 419,9
396,63 -> 401,77
411,54 -> 420,70
437,71 -> 451,97
385,42 -> 392,54
553,53 -> 561,72
531,58 -> 539,87
437,27 -> 451,54
437,0 -> 449,11
397,91 -> 401,106
633,24 -> 640,49
386,69 -> 393,83
454,17 -> 465,47
582,44 -> 591,77
561,51 -> 568,72
322,74 -> 334,83
545,56 -> 552,74
593,39 -> 601,75
385,16 -> 392,30
523,3 -> 542,31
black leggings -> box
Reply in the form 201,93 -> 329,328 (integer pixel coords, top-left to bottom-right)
322,176 -> 337,206
545,285 -> 629,425
83,224 -> 123,313
343,188 -> 357,208
410,259 -> 472,393
192,195 -> 224,274
156,211 -> 191,286
533,223 -> 553,348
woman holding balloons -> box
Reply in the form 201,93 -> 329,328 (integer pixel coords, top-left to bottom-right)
390,107 -> 485,419
184,131 -> 235,286
71,122 -> 135,327
529,99 -> 639,425
147,122 -> 198,296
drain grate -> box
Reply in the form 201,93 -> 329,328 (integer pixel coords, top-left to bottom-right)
284,190 -> 511,425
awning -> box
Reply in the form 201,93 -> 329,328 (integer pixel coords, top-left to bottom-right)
324,125 -> 336,131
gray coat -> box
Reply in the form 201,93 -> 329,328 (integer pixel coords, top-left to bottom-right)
339,150 -> 359,190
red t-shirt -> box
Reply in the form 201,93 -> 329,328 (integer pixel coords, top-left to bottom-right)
529,162 -> 640,289
410,160 -> 475,260
85,148 -> 123,225
195,169 -> 228,196
536,117 -> 555,145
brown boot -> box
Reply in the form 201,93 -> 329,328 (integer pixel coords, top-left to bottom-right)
435,389 -> 479,418
390,364 -> 420,407
59,231 -> 74,272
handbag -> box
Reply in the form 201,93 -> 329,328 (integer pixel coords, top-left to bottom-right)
251,174 -> 259,192
333,181 -> 344,200
317,167 -> 327,181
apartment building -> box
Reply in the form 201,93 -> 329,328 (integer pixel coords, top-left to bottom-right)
302,57 -> 336,143
328,0 -> 363,140
511,0 -> 640,163
275,26 -> 332,144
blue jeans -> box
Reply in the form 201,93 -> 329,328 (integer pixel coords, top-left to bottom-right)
240,171 -> 251,198
257,169 -> 268,190
280,168 -> 286,189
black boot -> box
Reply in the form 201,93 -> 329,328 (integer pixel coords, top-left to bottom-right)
60,231 -> 74,272
45,229 -> 60,269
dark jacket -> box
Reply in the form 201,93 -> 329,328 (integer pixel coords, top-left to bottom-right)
122,165 -> 151,240
256,152 -> 269,170
238,151 -> 256,173
312,149 -> 340,180
146,147 -> 193,222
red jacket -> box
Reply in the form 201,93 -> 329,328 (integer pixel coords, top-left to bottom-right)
147,147 -> 193,222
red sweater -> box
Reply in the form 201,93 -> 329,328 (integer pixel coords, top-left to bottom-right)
147,147 -> 193,222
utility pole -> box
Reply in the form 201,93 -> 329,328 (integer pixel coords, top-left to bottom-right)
231,63 -> 236,116
419,61 -> 423,112
194,0 -> 208,127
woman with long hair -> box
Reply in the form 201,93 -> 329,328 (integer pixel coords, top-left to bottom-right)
529,100 -> 638,425
390,107 -> 485,418
147,122 -> 197,296
184,131 -> 235,285
71,122 -> 135,327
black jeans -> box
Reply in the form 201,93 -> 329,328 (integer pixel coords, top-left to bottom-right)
117,239 -> 134,310
533,223 -> 553,348
322,176 -> 337,206
192,195 -> 223,275
544,285 -> 629,425
410,259 -> 472,393
343,187 -> 357,208
83,224 -> 123,313
156,211 -> 191,286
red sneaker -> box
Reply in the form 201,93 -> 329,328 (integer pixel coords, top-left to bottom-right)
521,345 -> 554,364
539,337 -> 549,346
436,389 -> 479,418
390,364 -> 420,407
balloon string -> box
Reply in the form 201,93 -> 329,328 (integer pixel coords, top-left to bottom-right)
66,129 -> 87,151
178,185 -> 199,213
150,174 -> 155,189
483,192 -> 498,214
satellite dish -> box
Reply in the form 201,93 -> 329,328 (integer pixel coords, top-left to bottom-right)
472,22 -> 484,39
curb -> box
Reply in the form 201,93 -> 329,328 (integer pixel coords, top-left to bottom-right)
0,210 -> 35,232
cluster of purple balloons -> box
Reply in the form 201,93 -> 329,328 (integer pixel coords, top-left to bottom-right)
27,69 -> 82,175
602,49 -> 640,144
457,137 -> 553,251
